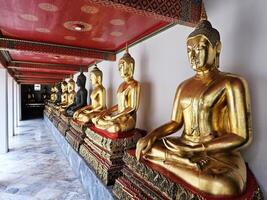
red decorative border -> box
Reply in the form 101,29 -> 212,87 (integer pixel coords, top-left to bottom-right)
0,38 -> 116,61
86,0 -> 202,26
90,126 -> 137,140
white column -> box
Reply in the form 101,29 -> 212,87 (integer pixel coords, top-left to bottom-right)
0,68 -> 9,153
16,83 -> 21,124
13,82 -> 18,129
18,84 -> 22,121
8,75 -> 14,138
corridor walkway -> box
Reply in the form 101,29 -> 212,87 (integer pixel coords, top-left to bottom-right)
0,119 -> 89,200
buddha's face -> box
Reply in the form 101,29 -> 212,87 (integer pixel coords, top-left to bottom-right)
90,73 -> 98,85
61,83 -> 68,93
68,82 -> 75,92
76,79 -> 81,87
119,59 -> 133,79
187,35 -> 219,72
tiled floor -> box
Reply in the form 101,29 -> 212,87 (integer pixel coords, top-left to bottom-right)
0,119 -> 89,200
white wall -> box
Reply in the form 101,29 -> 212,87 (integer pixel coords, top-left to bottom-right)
0,68 -> 8,153
74,0 -> 267,195
7,75 -> 14,138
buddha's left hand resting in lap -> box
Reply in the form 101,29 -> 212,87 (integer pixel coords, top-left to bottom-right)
136,20 -> 252,196
92,48 -> 141,133
73,66 -> 106,124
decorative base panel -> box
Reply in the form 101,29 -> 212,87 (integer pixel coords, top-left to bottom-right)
52,115 -> 61,127
57,121 -> 69,136
79,127 -> 145,186
79,142 -> 123,185
60,114 -> 71,125
70,119 -> 89,133
65,127 -> 85,151
113,150 -> 264,200
85,127 -> 145,153
43,114 -> 115,200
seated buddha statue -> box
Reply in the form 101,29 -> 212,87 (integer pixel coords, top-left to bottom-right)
57,80 -> 68,108
54,83 -> 62,105
73,65 -> 106,125
136,20 -> 252,196
49,85 -> 56,103
59,77 -> 75,112
92,47 -> 141,133
65,70 -> 88,117
67,76 -> 75,106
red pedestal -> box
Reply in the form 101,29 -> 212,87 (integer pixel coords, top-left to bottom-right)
113,149 -> 264,200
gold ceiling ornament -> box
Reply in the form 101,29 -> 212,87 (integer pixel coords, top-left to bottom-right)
110,31 -> 123,37
38,3 -> 58,12
35,28 -> 50,33
64,36 -> 77,41
63,21 -> 93,32
19,14 -> 38,22
110,19 -> 125,26
81,5 -> 99,14
92,37 -> 105,42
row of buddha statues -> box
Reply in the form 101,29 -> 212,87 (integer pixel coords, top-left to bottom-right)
45,19 -> 262,199
49,45 -> 140,133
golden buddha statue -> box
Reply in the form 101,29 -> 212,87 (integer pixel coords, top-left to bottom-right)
50,85 -> 56,102
67,76 -> 75,106
60,80 -> 68,106
136,20 -> 252,196
92,47 -> 141,133
73,65 -> 106,125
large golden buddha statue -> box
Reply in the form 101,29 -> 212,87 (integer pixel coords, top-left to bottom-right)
92,48 -> 141,133
136,20 -> 252,196
73,65 -> 106,125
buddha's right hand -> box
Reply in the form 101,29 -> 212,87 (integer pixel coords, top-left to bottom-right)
136,135 -> 156,161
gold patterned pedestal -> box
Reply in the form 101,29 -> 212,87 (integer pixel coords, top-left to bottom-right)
113,150 -> 264,200
57,113 -> 71,136
65,126 -> 86,152
44,105 -> 51,118
79,126 -> 145,185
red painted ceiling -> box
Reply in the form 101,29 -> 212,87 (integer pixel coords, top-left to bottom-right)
9,51 -> 95,65
0,0 -> 168,51
0,0 -> 171,83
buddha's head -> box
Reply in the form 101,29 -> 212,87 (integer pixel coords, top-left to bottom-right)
51,85 -> 55,93
56,82 -> 61,93
118,46 -> 135,81
76,70 -> 86,88
68,75 -> 75,93
187,20 -> 221,72
90,65 -> 103,86
61,81 -> 68,93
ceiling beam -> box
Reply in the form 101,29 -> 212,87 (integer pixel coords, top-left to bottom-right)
15,73 -> 67,79
0,38 -> 116,61
8,61 -> 88,74
86,0 -> 202,26
0,51 -> 7,68
14,71 -> 73,77
17,78 -> 62,84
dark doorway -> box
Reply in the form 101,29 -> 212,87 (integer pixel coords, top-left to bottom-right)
21,84 -> 51,120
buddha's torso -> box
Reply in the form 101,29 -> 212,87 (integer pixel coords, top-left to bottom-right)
61,92 -> 68,104
68,91 -> 75,105
50,93 -> 55,101
90,85 -> 105,109
179,72 -> 237,144
75,88 -> 87,106
117,80 -> 138,113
